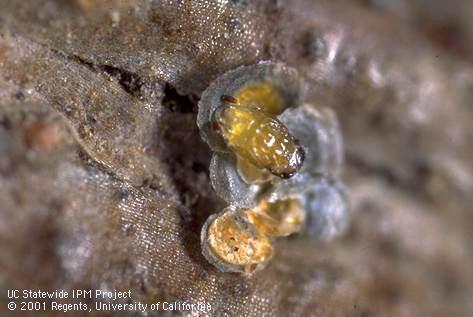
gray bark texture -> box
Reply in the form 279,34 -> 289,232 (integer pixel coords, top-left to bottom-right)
0,0 -> 472,316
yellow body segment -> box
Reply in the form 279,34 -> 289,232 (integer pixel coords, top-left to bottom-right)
214,105 -> 304,178
233,82 -> 284,115
236,155 -> 272,184
253,199 -> 305,237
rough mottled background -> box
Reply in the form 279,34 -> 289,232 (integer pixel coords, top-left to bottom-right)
0,0 -> 472,316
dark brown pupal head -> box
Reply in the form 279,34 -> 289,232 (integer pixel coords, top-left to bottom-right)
277,144 -> 305,179
221,95 -> 239,105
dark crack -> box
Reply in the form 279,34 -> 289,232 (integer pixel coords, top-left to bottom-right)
161,83 -> 198,113
99,65 -> 144,98
50,49 -> 146,99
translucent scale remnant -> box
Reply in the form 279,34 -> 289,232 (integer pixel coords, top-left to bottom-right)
197,62 -> 303,154
201,207 -> 273,273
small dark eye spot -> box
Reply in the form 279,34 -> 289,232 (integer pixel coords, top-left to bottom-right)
221,95 -> 239,104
